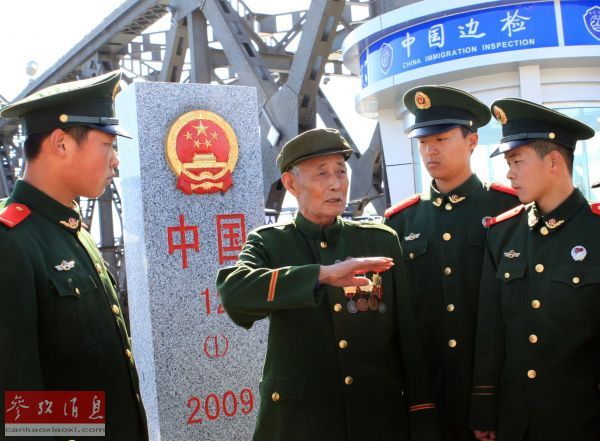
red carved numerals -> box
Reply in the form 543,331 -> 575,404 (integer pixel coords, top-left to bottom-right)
186,388 -> 254,425
199,288 -> 225,316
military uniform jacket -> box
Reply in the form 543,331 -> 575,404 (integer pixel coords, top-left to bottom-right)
384,174 -> 518,428
0,180 -> 148,441
470,189 -> 600,441
216,213 -> 441,441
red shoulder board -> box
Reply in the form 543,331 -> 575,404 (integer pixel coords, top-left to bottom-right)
491,182 -> 518,196
0,203 -> 31,228
590,202 -> 600,216
485,204 -> 524,228
384,194 -> 420,218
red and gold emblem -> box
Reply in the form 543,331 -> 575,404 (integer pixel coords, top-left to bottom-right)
415,91 -> 431,110
166,110 -> 238,195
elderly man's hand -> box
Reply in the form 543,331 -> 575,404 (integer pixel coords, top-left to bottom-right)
473,430 -> 496,441
318,257 -> 394,287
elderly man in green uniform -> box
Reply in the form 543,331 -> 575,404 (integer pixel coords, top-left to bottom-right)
0,72 -> 148,440
217,128 -> 441,441
470,99 -> 598,441
384,85 -> 518,441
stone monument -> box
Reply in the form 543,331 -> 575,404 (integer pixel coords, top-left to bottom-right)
116,82 -> 268,440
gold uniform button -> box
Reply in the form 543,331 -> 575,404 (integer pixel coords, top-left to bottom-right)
531,299 -> 541,309
339,340 -> 348,349
447,304 -> 455,312
271,392 -> 280,402
334,303 -> 342,312
126,349 -> 133,360
74,287 -> 81,296
442,233 -> 452,241
112,305 -> 120,315
527,369 -> 537,379
409,252 -> 415,259
448,339 -> 457,348
445,203 -> 453,211
572,276 -> 580,284
548,132 -> 556,139
504,272 -> 510,279
540,226 -> 549,236
95,263 -> 103,274
444,267 -> 452,276
535,264 -> 544,273
529,334 -> 538,344
320,241 -> 327,249
344,376 -> 353,385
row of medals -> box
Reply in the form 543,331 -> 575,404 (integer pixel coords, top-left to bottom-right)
343,273 -> 385,314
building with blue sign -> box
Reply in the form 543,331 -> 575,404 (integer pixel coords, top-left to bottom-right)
343,0 -> 600,204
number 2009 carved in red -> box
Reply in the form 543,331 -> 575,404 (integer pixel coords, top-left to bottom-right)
187,388 -> 254,425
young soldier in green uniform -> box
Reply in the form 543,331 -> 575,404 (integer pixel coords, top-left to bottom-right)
0,72 -> 148,440
384,86 -> 519,441
470,99 -> 598,441
217,128 -> 441,441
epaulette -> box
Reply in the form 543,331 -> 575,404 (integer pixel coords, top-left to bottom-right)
590,202 -> 600,216
356,221 -> 397,235
490,182 -> 517,197
253,219 -> 294,233
0,203 -> 31,228
384,194 -> 420,218
485,204 -> 524,228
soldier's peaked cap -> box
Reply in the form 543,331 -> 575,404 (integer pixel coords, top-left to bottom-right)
489,98 -> 595,157
403,85 -> 491,138
0,70 -> 131,138
276,128 -> 354,173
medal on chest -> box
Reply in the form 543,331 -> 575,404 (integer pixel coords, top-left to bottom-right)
342,272 -> 385,314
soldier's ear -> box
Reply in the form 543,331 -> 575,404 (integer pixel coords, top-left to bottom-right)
281,171 -> 298,197
44,128 -> 68,158
468,131 -> 479,152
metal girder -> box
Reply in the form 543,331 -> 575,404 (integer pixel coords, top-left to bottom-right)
347,125 -> 386,215
159,16 -> 189,82
271,0 -> 345,132
187,9 -> 212,83
199,0 -> 278,103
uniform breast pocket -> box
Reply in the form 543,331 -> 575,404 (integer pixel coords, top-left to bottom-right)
467,232 -> 485,275
49,270 -> 110,349
402,238 -> 430,294
496,261 -> 527,317
551,266 -> 600,323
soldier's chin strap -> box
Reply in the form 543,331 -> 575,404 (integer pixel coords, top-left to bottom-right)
59,114 -> 119,125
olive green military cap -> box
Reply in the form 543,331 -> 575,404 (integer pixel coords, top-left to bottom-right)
0,70 -> 131,138
489,98 -> 595,157
276,128 -> 354,173
403,85 -> 491,138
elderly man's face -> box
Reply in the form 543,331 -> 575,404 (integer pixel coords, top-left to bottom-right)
282,154 -> 349,226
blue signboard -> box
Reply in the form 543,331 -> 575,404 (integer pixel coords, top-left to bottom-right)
562,1 -> 600,45
361,2 -> 559,88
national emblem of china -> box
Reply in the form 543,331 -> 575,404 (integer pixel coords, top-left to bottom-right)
166,110 -> 238,195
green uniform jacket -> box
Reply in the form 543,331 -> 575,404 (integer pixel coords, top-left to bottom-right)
216,213 -> 441,441
470,189 -> 600,441
384,175 -> 518,428
0,180 -> 148,441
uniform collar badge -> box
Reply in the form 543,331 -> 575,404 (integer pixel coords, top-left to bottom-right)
59,216 -> 80,230
404,232 -> 421,241
545,218 -> 564,229
448,194 -> 466,204
527,206 -> 540,228
432,197 -> 442,207
55,260 -> 75,271
504,250 -> 520,259
571,246 -> 587,261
